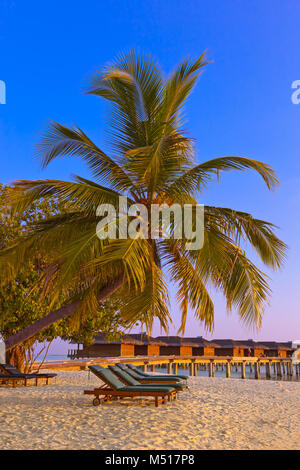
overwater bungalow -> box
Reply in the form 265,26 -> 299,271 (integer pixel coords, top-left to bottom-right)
72,333 -> 142,358
184,337 -> 220,356
278,342 -> 295,358
259,342 -> 292,358
156,336 -> 195,356
212,339 -> 249,357
127,333 -> 167,356
236,340 -> 269,357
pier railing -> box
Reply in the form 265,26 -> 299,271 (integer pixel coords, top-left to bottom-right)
42,355 -> 299,379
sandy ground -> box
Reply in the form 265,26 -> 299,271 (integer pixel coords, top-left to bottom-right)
0,370 -> 299,450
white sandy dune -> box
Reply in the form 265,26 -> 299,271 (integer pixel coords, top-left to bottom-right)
0,370 -> 299,450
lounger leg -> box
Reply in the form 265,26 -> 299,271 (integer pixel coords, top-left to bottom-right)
47,378 -> 49,385
155,396 -> 158,407
35,378 -> 38,386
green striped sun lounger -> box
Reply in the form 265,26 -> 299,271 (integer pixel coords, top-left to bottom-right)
84,365 -> 177,407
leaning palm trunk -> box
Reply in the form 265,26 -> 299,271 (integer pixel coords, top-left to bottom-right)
0,51 -> 287,350
5,276 -> 123,351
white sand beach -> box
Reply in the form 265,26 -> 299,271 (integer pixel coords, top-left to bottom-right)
0,370 -> 299,450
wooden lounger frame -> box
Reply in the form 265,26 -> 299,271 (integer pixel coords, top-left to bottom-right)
84,386 -> 176,407
0,364 -> 54,387
84,370 -> 177,407
0,374 -> 51,387
0,376 -> 26,387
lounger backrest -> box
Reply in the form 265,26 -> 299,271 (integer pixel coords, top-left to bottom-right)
118,364 -> 144,379
88,365 -> 124,390
109,365 -> 140,386
127,364 -> 148,377
0,364 -> 22,376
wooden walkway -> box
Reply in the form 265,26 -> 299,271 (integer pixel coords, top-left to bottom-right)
39,355 -> 300,379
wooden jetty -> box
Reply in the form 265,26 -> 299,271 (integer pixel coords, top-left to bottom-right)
39,355 -> 299,380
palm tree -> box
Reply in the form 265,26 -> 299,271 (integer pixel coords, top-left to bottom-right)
2,51 -> 286,351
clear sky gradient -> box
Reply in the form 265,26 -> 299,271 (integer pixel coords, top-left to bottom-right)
1,1 -> 299,349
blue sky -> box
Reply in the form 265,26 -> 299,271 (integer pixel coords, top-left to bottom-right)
1,0 -> 299,349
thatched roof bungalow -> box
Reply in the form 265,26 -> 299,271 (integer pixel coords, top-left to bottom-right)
235,340 -> 269,357
75,333 -> 142,358
183,337 -> 220,356
156,336 -> 195,356
127,333 -> 167,356
259,341 -> 292,358
212,339 -> 249,357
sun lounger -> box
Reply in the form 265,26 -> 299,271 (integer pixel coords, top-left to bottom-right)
111,365 -> 188,391
84,365 -> 177,407
0,371 -> 27,387
126,363 -> 188,381
0,364 -> 57,386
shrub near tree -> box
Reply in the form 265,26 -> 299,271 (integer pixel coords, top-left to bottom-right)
0,184 -> 62,371
0,184 -> 127,371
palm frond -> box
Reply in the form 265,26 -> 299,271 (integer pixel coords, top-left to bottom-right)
7,178 -> 129,216
160,51 -> 210,130
168,156 -> 278,198
205,206 -> 287,269
36,121 -> 135,192
223,251 -> 270,328
119,263 -> 171,333
164,242 -> 214,334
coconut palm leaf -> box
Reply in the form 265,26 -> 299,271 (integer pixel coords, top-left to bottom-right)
168,156 -> 278,198
36,121 -> 136,193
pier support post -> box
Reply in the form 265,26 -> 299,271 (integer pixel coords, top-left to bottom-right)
282,362 -> 286,375
255,362 -> 260,379
174,363 -> 178,374
151,364 -> 155,372
226,361 -> 231,378
143,363 -> 148,373
209,361 -> 215,377
266,362 -> 271,379
167,362 -> 172,374
277,362 -> 282,377
241,362 -> 246,379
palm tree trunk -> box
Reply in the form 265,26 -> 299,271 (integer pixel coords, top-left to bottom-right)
4,276 -> 123,351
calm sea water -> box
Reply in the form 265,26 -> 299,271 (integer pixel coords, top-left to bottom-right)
44,355 -> 300,382
45,354 -> 71,362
